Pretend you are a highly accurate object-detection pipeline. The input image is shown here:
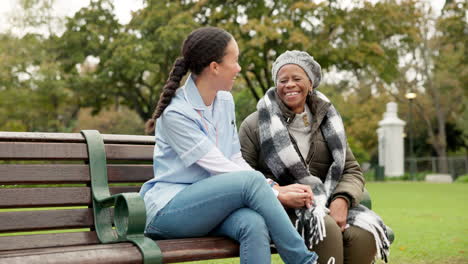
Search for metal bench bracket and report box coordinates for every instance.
[81,130,162,264]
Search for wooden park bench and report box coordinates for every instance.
[0,130,393,264]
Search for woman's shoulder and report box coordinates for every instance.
[163,97,199,121]
[239,111,261,148]
[240,111,260,132]
[244,111,259,124]
[165,98,191,114]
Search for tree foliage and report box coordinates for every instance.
[0,32,79,132]
[384,0,467,171]
[0,0,465,163]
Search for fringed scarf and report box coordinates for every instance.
[257,88,390,262]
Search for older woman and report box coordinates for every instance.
[239,50,390,264]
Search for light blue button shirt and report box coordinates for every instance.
[140,75,241,225]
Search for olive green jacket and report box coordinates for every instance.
[238,91,365,207]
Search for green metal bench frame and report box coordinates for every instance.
[81,130,162,264]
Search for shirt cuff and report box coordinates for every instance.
[266,178,279,197]
[179,137,213,167]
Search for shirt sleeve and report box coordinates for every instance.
[159,110,215,167]
[197,147,254,175]
[230,152,254,171]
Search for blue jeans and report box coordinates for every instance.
[145,171,318,264]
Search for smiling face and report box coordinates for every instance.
[276,64,313,114]
[216,38,241,91]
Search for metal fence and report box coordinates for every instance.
[405,156,468,179]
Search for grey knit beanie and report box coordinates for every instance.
[271,50,322,89]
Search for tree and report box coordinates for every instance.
[194,0,420,100]
[100,0,199,120]
[55,0,121,113]
[49,0,423,135]
[55,0,200,122]
[388,1,467,172]
[0,0,81,133]
[8,0,63,36]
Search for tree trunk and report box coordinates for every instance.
[241,72,260,102]
[434,116,448,173]
[434,143,448,173]
[420,18,449,174]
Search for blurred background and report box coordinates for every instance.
[0,0,466,180]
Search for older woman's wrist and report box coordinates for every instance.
[332,194,351,208]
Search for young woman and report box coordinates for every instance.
[140,27,318,264]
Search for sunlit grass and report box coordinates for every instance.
[367,182,467,264]
[185,182,468,264]
[2,183,466,263]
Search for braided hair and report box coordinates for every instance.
[145,27,233,134]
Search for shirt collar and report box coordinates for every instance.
[182,74,209,111]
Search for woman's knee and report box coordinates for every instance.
[313,215,343,264]
[343,226,376,250]
[240,170,265,182]
[343,226,376,264]
[248,171,270,189]
[229,170,267,189]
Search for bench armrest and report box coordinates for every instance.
[81,130,162,264]
[360,188,372,209]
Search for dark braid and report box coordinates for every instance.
[145,27,233,134]
[145,57,188,134]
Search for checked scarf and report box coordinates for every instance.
[257,88,390,262]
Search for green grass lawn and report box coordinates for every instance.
[2,182,466,263]
[367,182,468,264]
[183,182,468,264]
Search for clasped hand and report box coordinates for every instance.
[275,184,314,209]
[275,184,349,232]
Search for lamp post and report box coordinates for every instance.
[405,92,417,180]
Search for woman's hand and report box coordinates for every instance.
[329,197,349,232]
[275,184,313,209]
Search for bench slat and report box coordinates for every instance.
[0,132,154,145]
[0,187,140,208]
[0,142,153,160]
[0,232,99,251]
[0,236,239,263]
[0,242,142,264]
[158,237,240,263]
[0,209,94,232]
[105,144,154,161]
[0,164,152,184]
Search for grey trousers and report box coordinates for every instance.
[312,214,377,264]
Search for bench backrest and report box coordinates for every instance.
[0,132,155,251]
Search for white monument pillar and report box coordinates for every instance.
[378,102,406,177]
